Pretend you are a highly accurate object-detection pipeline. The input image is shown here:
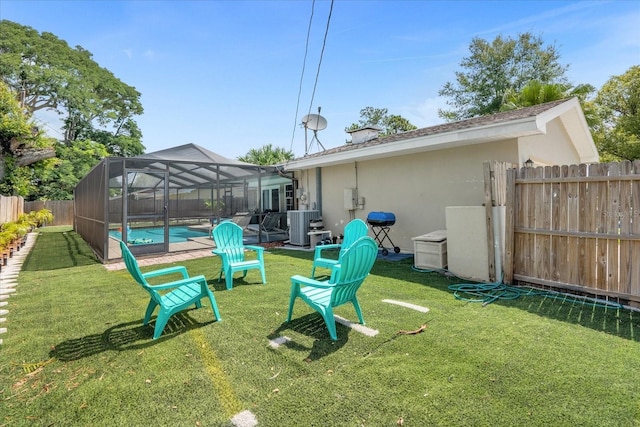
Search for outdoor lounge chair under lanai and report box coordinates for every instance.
[246,212,287,239]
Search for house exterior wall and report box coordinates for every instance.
[518,117,581,166]
[295,140,520,252]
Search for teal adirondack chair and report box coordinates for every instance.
[311,218,369,278]
[119,240,221,339]
[287,236,378,340]
[212,221,266,290]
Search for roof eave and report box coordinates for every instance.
[284,117,543,170]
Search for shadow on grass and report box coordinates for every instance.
[272,249,640,343]
[268,312,348,361]
[23,230,99,271]
[206,276,268,292]
[497,291,640,342]
[49,311,216,362]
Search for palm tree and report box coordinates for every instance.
[238,144,295,165]
[500,80,597,127]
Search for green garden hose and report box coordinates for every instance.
[412,265,623,308]
[447,282,622,308]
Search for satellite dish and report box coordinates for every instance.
[301,114,327,131]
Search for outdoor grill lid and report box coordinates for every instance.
[366,211,396,226]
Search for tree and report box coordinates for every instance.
[500,80,598,127]
[35,140,109,200]
[345,107,417,136]
[0,81,56,195]
[0,20,144,156]
[593,66,640,161]
[438,32,568,121]
[238,144,295,165]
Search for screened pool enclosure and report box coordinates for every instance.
[75,144,295,262]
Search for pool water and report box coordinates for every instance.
[110,226,209,244]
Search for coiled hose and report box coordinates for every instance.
[412,266,623,308]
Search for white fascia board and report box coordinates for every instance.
[559,106,599,163]
[285,117,543,170]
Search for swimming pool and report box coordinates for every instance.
[110,226,209,244]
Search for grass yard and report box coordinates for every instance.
[1,227,639,426]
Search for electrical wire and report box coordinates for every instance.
[288,0,316,154]
[304,0,334,154]
[306,0,333,118]
[305,0,334,154]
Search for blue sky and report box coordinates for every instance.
[3,0,639,159]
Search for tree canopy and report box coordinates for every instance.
[0,20,144,157]
[345,107,417,136]
[0,81,57,196]
[593,66,640,161]
[500,80,598,128]
[0,20,147,200]
[238,144,295,165]
[438,32,568,121]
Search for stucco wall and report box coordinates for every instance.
[294,140,519,252]
[518,117,581,166]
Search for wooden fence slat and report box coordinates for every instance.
[503,168,516,285]
[585,164,608,289]
[606,163,621,293]
[631,161,640,300]
[551,165,562,283]
[567,165,580,286]
[618,161,632,294]
[578,163,596,288]
[483,162,496,282]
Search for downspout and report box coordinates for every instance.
[316,167,322,214]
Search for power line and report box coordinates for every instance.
[306,0,334,153]
[289,0,316,154]
[307,0,333,118]
[289,0,335,156]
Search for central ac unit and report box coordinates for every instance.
[288,210,320,246]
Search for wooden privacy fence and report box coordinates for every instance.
[24,200,74,226]
[0,195,24,224]
[0,197,74,226]
[503,160,640,304]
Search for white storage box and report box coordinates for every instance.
[412,230,447,269]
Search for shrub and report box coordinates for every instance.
[33,209,54,227]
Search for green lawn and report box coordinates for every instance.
[1,227,639,426]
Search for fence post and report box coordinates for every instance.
[503,168,516,285]
[483,162,496,282]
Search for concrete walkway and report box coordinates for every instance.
[0,232,38,345]
[103,243,310,271]
[103,248,214,271]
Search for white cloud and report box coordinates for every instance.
[401,97,447,129]
[123,49,133,59]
